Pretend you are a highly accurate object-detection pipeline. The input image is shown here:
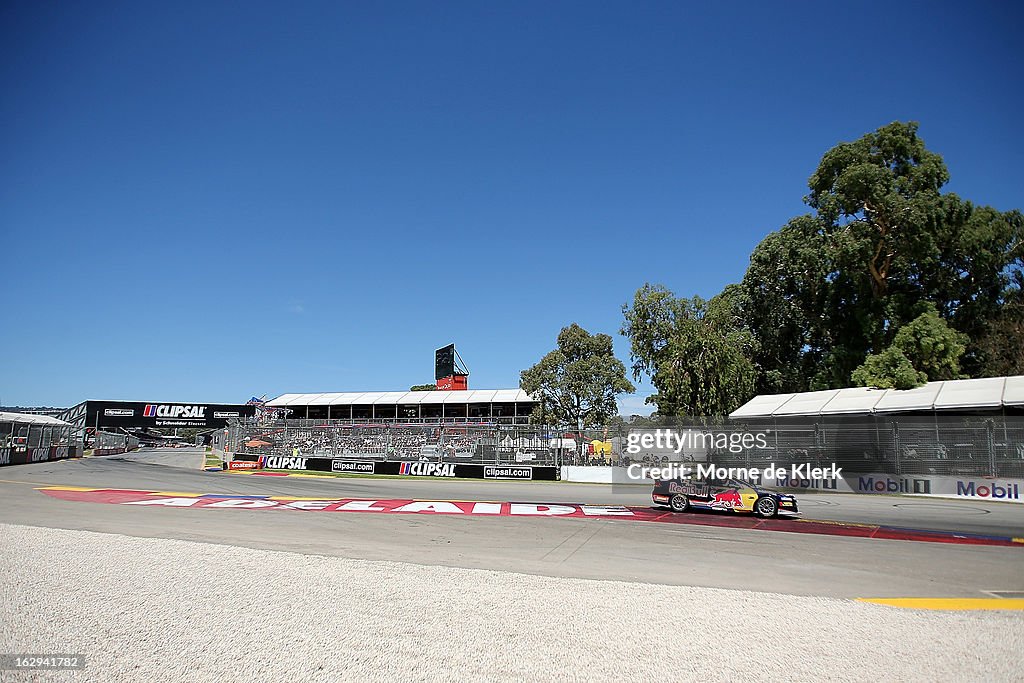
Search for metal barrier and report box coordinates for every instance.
[0,417,81,465]
[90,430,139,455]
[225,415,1024,478]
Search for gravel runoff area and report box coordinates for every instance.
[1,523,1022,682]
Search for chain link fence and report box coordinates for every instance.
[90,430,139,454]
[224,415,1024,477]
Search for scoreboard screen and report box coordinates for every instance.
[435,344,455,381]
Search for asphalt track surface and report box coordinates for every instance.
[2,448,1023,599]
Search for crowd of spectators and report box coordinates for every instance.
[236,426,635,465]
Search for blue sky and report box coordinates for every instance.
[2,1,1021,411]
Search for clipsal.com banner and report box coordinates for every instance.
[257,456,559,480]
[761,471,1024,504]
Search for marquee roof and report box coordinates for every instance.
[729,375,1024,419]
[0,411,71,426]
[267,389,533,407]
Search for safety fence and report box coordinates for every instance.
[0,417,80,466]
[89,430,140,456]
[716,417,1024,479]
[223,415,1024,478]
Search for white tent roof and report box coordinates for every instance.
[771,389,840,416]
[817,387,885,414]
[1004,376,1024,406]
[267,389,533,407]
[0,411,71,426]
[932,377,1005,410]
[871,382,943,413]
[729,375,1024,418]
[728,393,795,418]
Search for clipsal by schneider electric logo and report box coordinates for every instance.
[143,404,207,419]
[399,462,456,477]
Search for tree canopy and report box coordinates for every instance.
[520,323,634,428]
[852,306,968,389]
[621,284,757,417]
[622,121,1022,415]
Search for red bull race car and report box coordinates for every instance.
[652,476,798,518]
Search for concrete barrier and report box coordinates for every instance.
[763,471,1024,504]
[560,466,1024,503]
[560,466,656,485]
[0,446,81,465]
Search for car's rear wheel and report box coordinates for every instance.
[670,494,689,512]
[753,496,778,518]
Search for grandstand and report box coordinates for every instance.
[265,389,536,424]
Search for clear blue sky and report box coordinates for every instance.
[2,1,1021,411]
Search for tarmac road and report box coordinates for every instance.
[17,447,1024,536]
[1,449,1022,598]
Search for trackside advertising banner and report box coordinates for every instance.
[227,460,261,471]
[85,401,256,429]
[0,446,80,467]
[760,471,1024,504]
[256,456,559,481]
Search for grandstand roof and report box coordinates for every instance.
[729,375,1024,419]
[266,389,534,407]
[0,411,71,426]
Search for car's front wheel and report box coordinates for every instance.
[753,496,778,518]
[670,493,689,513]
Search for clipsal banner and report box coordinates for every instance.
[143,404,206,419]
[261,456,307,470]
[398,462,456,477]
[84,401,256,429]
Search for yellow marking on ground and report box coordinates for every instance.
[0,478,56,487]
[149,491,203,498]
[267,496,333,501]
[795,518,875,529]
[37,485,98,492]
[857,598,1024,611]
[1013,538,1024,544]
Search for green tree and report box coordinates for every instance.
[975,299,1024,377]
[621,284,758,416]
[742,215,830,393]
[520,324,634,429]
[742,121,1022,389]
[409,384,436,391]
[851,306,967,389]
[851,347,925,390]
[890,306,968,381]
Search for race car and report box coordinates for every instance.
[652,476,798,518]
